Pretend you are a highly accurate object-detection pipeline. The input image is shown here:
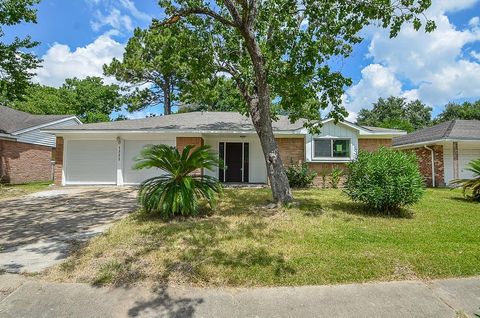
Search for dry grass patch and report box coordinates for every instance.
[0,182,50,200]
[44,188,480,287]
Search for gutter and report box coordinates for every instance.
[41,129,305,135]
[393,138,480,149]
[0,132,16,141]
[424,145,435,187]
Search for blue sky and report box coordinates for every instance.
[5,0,480,120]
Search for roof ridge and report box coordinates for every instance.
[443,120,456,138]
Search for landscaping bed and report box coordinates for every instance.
[45,188,480,287]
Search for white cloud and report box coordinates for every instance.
[429,0,478,15]
[345,1,480,117]
[35,35,124,87]
[469,16,480,27]
[87,0,151,34]
[119,0,151,22]
[344,64,416,114]
[91,8,133,33]
[471,50,480,61]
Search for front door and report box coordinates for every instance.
[225,142,243,182]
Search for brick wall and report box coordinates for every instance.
[405,145,445,187]
[176,137,204,153]
[176,137,204,176]
[54,137,64,186]
[358,139,392,152]
[275,138,305,165]
[307,162,348,187]
[0,139,53,184]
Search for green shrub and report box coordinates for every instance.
[330,167,344,189]
[344,147,425,212]
[286,162,317,188]
[318,168,329,189]
[134,144,222,218]
[450,159,480,201]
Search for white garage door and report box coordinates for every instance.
[459,143,480,179]
[123,140,175,184]
[65,140,117,185]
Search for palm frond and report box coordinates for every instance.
[449,159,480,201]
[134,144,222,217]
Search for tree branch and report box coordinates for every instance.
[155,7,238,28]
[223,0,243,26]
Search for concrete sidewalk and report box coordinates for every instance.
[0,274,479,318]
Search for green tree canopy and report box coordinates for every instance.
[0,0,41,103]
[104,23,211,115]
[178,76,243,113]
[13,77,124,123]
[357,96,432,132]
[434,100,480,123]
[153,0,435,203]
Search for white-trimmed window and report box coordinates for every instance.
[313,138,350,158]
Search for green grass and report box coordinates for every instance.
[0,182,51,200]
[46,188,480,287]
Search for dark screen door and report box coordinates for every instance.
[225,142,243,182]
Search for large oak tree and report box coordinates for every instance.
[155,0,435,203]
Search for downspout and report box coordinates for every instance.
[424,145,435,187]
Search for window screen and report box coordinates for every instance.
[314,139,350,158]
[314,139,332,157]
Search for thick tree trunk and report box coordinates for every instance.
[241,29,293,204]
[163,77,171,115]
[250,99,293,203]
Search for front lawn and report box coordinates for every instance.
[45,188,480,287]
[0,182,51,200]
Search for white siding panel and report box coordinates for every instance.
[459,142,480,179]
[203,135,268,183]
[306,121,359,162]
[443,142,454,184]
[123,140,175,184]
[65,140,117,184]
[17,118,80,147]
[443,141,480,183]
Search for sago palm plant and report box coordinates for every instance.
[133,144,223,217]
[450,159,480,202]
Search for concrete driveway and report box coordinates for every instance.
[0,187,138,273]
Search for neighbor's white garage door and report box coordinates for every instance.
[459,143,480,179]
[65,140,117,185]
[123,140,175,184]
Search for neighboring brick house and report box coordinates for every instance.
[0,106,81,184]
[45,112,405,186]
[393,120,480,187]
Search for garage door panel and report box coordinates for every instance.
[123,140,175,184]
[66,140,117,184]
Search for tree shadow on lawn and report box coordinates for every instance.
[329,201,414,219]
[94,211,295,288]
[149,216,295,283]
[118,213,295,317]
[448,196,479,204]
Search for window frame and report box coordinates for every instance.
[312,137,352,161]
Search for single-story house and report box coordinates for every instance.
[393,120,480,187]
[45,111,405,186]
[0,106,81,184]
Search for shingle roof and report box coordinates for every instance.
[393,120,480,146]
[362,126,406,133]
[50,111,308,132]
[0,106,73,134]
